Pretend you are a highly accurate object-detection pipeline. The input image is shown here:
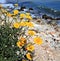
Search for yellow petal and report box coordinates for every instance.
[13,22,20,28]
[28,30,36,36]
[26,22,34,28]
[26,44,35,51]
[26,53,32,60]
[13,10,19,15]
[20,14,26,19]
[34,37,43,45]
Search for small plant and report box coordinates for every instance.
[0,24,23,61]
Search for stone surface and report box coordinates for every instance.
[32,19,60,61]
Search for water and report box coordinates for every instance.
[1,1,60,25]
[43,1,60,11]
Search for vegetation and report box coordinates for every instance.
[0,4,43,61]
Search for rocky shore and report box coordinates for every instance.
[32,19,60,61]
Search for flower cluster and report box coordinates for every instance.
[17,37,34,61]
[20,13,32,20]
[13,22,34,28]
[0,4,43,61]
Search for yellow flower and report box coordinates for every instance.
[26,44,34,52]
[26,22,34,28]
[13,22,20,28]
[17,41,24,48]
[7,13,12,17]
[34,37,43,45]
[17,37,26,48]
[20,22,26,26]
[20,37,26,41]
[20,22,34,27]
[13,10,19,15]
[28,30,36,36]
[28,16,32,20]
[26,15,32,20]
[26,53,32,60]
[20,37,26,44]
[20,14,26,19]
